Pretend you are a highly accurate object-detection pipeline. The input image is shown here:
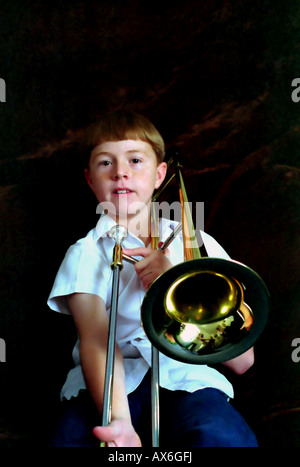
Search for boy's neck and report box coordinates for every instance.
[116,210,154,247]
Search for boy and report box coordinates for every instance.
[48,110,257,447]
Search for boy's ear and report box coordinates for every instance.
[84,168,93,190]
[155,162,167,189]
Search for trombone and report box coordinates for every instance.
[101,154,270,447]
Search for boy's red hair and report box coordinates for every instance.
[88,110,165,164]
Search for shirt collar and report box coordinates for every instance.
[94,214,118,240]
[93,214,178,244]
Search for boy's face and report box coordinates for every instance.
[85,139,167,224]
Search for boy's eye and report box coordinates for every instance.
[98,160,111,166]
[131,158,142,164]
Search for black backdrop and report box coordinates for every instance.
[0,0,299,447]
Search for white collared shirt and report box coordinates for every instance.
[47,216,234,400]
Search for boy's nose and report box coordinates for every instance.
[112,163,129,179]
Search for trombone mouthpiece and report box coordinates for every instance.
[108,225,128,244]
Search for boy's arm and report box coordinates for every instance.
[66,293,141,447]
[221,347,254,374]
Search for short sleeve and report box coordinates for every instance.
[47,237,112,315]
[201,231,231,259]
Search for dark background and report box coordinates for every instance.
[0,0,299,447]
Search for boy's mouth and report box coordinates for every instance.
[113,188,134,194]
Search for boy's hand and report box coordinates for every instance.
[123,246,172,289]
[93,418,142,447]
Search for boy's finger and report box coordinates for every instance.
[93,425,119,442]
[158,242,170,256]
[122,247,153,258]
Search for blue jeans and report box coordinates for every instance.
[49,371,258,447]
